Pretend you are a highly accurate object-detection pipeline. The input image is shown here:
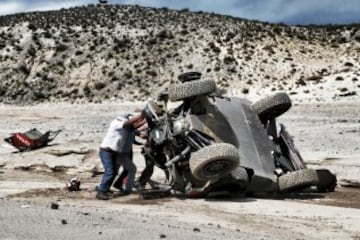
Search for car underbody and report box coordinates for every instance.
[138,72,337,199]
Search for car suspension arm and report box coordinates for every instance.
[165,145,191,167]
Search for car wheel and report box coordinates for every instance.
[168,79,217,102]
[278,169,318,193]
[211,166,249,191]
[316,169,337,192]
[251,92,292,124]
[190,143,240,181]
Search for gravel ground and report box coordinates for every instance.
[0,198,254,240]
[0,101,359,240]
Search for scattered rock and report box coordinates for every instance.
[14,164,52,172]
[90,166,104,177]
[14,166,32,171]
[193,227,201,232]
[338,91,356,97]
[344,62,354,67]
[335,76,344,81]
[50,202,59,210]
[340,179,360,188]
[160,233,166,238]
[51,166,70,172]
[66,177,81,191]
[61,219,67,225]
[46,149,91,157]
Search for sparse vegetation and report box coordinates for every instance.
[306,75,322,82]
[335,76,344,81]
[0,4,358,103]
[56,43,68,52]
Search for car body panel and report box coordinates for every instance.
[189,97,277,192]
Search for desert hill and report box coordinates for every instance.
[0,4,359,104]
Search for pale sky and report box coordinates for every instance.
[0,0,359,25]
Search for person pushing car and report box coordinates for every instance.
[96,111,146,200]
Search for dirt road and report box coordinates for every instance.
[0,101,359,239]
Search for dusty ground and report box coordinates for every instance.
[0,100,360,240]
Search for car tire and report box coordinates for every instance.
[278,169,318,193]
[251,92,292,124]
[211,166,249,191]
[316,169,337,192]
[168,79,217,102]
[190,143,240,181]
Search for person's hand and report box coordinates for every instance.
[138,123,148,132]
[139,132,148,139]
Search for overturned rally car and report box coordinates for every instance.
[139,72,337,199]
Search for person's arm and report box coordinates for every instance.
[137,123,148,132]
[133,117,146,129]
[134,129,147,138]
[122,113,146,129]
[133,128,147,145]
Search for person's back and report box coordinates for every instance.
[96,112,146,200]
[100,118,127,152]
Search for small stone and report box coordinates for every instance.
[160,233,166,238]
[61,219,67,225]
[193,227,200,232]
[50,203,59,210]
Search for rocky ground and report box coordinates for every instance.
[0,99,359,239]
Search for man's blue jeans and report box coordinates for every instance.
[97,148,118,193]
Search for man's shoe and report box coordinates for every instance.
[96,192,112,200]
[113,190,132,197]
[96,186,114,194]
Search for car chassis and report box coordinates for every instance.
[139,72,337,199]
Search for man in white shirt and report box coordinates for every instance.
[96,112,146,200]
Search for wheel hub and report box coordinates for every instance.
[204,160,231,175]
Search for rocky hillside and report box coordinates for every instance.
[0,4,359,104]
